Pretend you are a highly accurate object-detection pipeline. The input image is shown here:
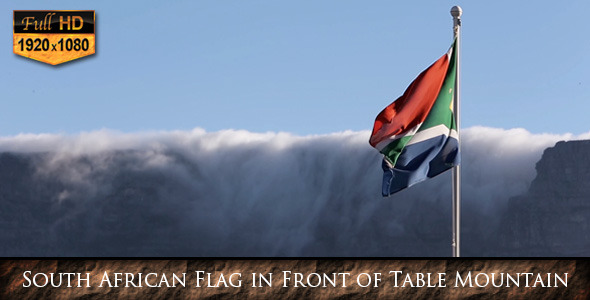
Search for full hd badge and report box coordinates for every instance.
[13,10,95,65]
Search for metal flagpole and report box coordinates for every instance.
[450,6,462,257]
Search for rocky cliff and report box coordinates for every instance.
[498,140,590,256]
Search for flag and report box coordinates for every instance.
[369,41,459,196]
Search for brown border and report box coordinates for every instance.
[0,259,588,299]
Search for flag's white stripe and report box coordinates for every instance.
[406,124,457,146]
[375,122,422,151]
[449,128,458,140]
[446,45,453,60]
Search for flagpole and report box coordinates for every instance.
[451,5,462,258]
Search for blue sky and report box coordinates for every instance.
[2,1,589,136]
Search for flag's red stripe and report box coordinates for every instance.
[369,53,450,148]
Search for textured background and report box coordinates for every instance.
[1,259,588,299]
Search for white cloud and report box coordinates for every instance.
[0,126,587,256]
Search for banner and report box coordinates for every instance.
[1,259,588,299]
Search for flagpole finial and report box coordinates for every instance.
[450,6,462,19]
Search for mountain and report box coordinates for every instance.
[497,140,590,256]
[0,130,587,257]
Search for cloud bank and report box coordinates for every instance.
[0,127,588,257]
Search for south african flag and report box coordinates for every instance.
[370,40,459,196]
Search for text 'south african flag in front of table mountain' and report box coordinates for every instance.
[369,41,459,196]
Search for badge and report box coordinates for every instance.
[13,10,95,65]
